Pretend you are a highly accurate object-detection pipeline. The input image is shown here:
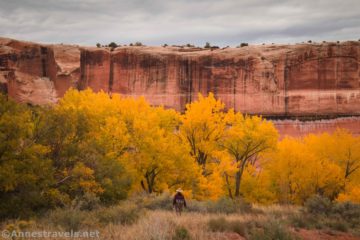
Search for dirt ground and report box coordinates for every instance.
[294,229,360,240]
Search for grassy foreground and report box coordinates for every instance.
[1,195,360,240]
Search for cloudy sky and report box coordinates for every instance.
[0,0,359,46]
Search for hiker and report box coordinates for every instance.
[173,188,187,216]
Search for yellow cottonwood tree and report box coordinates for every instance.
[239,165,276,204]
[179,93,228,199]
[180,93,226,176]
[337,185,360,203]
[0,95,53,218]
[122,102,198,194]
[263,137,343,204]
[38,89,134,203]
[304,130,360,202]
[220,110,278,198]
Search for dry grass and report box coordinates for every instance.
[1,203,359,240]
[0,210,269,240]
[101,210,262,240]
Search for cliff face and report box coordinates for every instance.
[0,38,79,104]
[78,42,360,116]
[1,37,360,136]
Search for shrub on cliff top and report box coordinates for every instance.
[108,42,118,49]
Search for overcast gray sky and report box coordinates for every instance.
[0,0,359,46]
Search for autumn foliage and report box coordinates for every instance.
[0,89,359,219]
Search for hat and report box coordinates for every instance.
[176,188,183,193]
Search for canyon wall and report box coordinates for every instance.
[1,37,360,136]
[78,41,360,117]
[0,38,79,104]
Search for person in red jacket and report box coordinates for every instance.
[173,188,187,216]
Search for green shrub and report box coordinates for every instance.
[48,208,91,231]
[332,201,360,227]
[327,220,348,232]
[290,214,307,229]
[108,42,118,48]
[72,192,100,211]
[290,213,314,229]
[208,217,227,232]
[228,220,246,236]
[95,203,141,225]
[208,217,247,236]
[173,226,191,240]
[304,196,360,231]
[141,193,173,210]
[291,200,360,232]
[207,197,237,214]
[207,197,252,214]
[204,42,211,48]
[185,197,252,214]
[240,43,248,47]
[186,200,207,213]
[208,217,294,240]
[305,195,332,215]
[247,219,297,240]
[290,212,325,230]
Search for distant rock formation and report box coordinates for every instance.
[0,38,80,104]
[1,37,359,136]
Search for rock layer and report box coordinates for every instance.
[77,42,360,117]
[1,37,360,136]
[273,117,360,138]
[0,38,79,104]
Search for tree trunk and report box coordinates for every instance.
[146,172,154,194]
[224,173,233,199]
[235,170,241,197]
[140,180,147,192]
[234,159,246,197]
[142,167,159,194]
[147,177,153,194]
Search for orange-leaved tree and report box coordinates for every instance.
[263,137,343,204]
[219,110,278,198]
[179,93,228,199]
[304,130,360,202]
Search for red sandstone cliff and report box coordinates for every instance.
[0,38,79,104]
[79,41,360,116]
[1,37,359,136]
